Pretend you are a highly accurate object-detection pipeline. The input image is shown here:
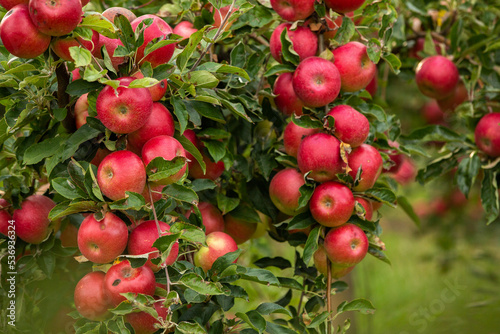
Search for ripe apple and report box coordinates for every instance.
[77,212,128,264]
[97,150,147,201]
[415,55,459,99]
[408,37,443,60]
[141,183,165,204]
[131,15,175,68]
[270,23,318,63]
[313,245,355,279]
[0,4,51,58]
[94,35,126,69]
[269,168,306,216]
[96,77,153,134]
[297,133,345,182]
[74,271,112,321]
[90,147,111,167]
[273,72,304,116]
[127,220,179,271]
[60,222,78,248]
[13,194,56,244]
[224,213,258,244]
[309,181,355,227]
[421,100,446,125]
[326,105,369,148]
[390,157,417,185]
[102,6,137,22]
[0,0,27,10]
[324,0,365,13]
[189,152,226,180]
[213,5,238,30]
[127,103,175,154]
[125,300,168,334]
[347,144,383,191]
[131,71,168,102]
[28,0,82,36]
[0,199,12,236]
[173,21,197,39]
[292,57,341,108]
[194,231,238,271]
[141,135,187,185]
[323,223,368,267]
[189,202,225,235]
[475,112,500,157]
[436,81,468,112]
[51,30,100,61]
[74,93,89,129]
[283,121,320,157]
[354,196,373,221]
[332,42,376,92]
[104,260,157,306]
[270,0,315,22]
[365,69,378,97]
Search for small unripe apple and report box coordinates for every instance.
[273,72,304,116]
[28,0,82,36]
[332,42,376,92]
[194,231,238,271]
[270,0,315,22]
[323,223,368,267]
[326,105,369,148]
[348,144,383,192]
[474,112,500,157]
[309,181,355,227]
[74,271,112,321]
[269,168,306,216]
[415,55,459,99]
[270,23,318,63]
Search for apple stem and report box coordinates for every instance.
[326,257,332,334]
[189,0,237,72]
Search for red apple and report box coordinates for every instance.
[127,103,175,154]
[436,81,468,112]
[127,220,179,271]
[324,0,365,14]
[323,223,368,267]
[313,245,355,279]
[192,202,225,235]
[94,35,126,69]
[213,5,238,30]
[103,260,157,306]
[194,231,238,271]
[13,195,56,244]
[408,37,443,60]
[269,168,306,216]
[224,214,258,244]
[74,93,89,129]
[142,135,187,185]
[97,150,147,201]
[71,68,82,81]
[309,181,355,227]
[415,55,459,99]
[28,0,82,36]
[283,121,320,157]
[390,156,417,185]
[0,0,27,10]
[0,199,12,236]
[347,144,383,192]
[326,105,369,148]
[365,69,378,97]
[292,57,341,108]
[332,42,376,92]
[421,100,446,125]
[96,77,153,134]
[297,133,345,182]
[270,23,318,63]
[102,6,137,23]
[141,183,165,204]
[74,271,112,321]
[131,71,168,102]
[270,0,315,22]
[173,21,197,39]
[51,30,100,62]
[125,300,168,334]
[354,196,373,221]
[273,72,304,116]
[475,112,500,157]
[90,147,111,167]
[0,4,51,58]
[60,222,78,248]
[189,152,225,180]
[131,15,175,68]
[77,212,128,264]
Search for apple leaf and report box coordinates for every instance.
[171,96,189,134]
[334,17,355,45]
[236,310,267,333]
[291,114,323,129]
[237,266,280,286]
[209,249,243,279]
[397,196,421,227]
[164,183,199,204]
[216,193,240,215]
[254,257,291,270]
[279,28,300,66]
[170,221,206,245]
[51,177,87,200]
[368,245,391,265]
[178,28,206,73]
[179,273,229,295]
[109,192,146,211]
[69,47,92,67]
[307,311,330,328]
[256,302,292,317]
[177,321,208,334]
[481,170,499,225]
[80,13,117,38]
[297,184,314,210]
[456,154,481,198]
[287,211,316,230]
[146,156,187,183]
[337,298,376,315]
[185,70,219,88]
[264,63,295,77]
[302,226,320,266]
[362,186,397,208]
[48,200,100,221]
[382,53,401,74]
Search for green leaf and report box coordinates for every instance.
[404,125,464,142]
[382,53,401,74]
[23,136,66,165]
[238,267,280,286]
[279,27,300,65]
[221,99,252,122]
[368,246,391,265]
[209,249,243,278]
[334,17,355,45]
[216,193,240,214]
[481,170,499,225]
[146,156,187,183]
[176,322,208,334]
[51,177,87,200]
[265,322,297,334]
[287,211,316,230]
[202,140,226,162]
[184,100,225,123]
[297,184,314,210]
[397,196,420,227]
[171,96,189,134]
[179,273,228,295]
[69,47,92,67]
[363,187,397,208]
[170,221,206,244]
[164,183,199,204]
[186,70,219,88]
[456,154,481,198]
[307,311,329,328]
[302,226,320,266]
[337,298,375,314]
[178,28,206,73]
[197,62,250,81]
[254,257,291,270]
[227,205,261,223]
[109,192,146,211]
[264,64,295,77]
[236,310,266,333]
[230,42,246,68]
[66,79,102,96]
[80,13,116,37]
[37,252,56,278]
[291,114,323,129]
[48,200,100,220]
[256,303,292,317]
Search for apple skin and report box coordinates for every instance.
[323,223,369,267]
[365,69,378,97]
[326,105,369,148]
[125,300,168,334]
[213,5,238,30]
[96,77,153,134]
[0,199,12,236]
[141,183,165,204]
[71,68,81,81]
[190,202,225,235]
[13,195,56,244]
[421,100,446,125]
[436,81,468,112]
[474,113,500,157]
[28,0,82,36]
[131,71,168,102]
[77,212,128,264]
[128,220,179,271]
[102,7,137,23]
[224,214,258,244]
[270,23,318,63]
[103,260,157,306]
[141,135,187,185]
[270,0,315,22]
[90,147,111,167]
[292,57,341,108]
[0,0,27,10]
[283,121,320,157]
[173,21,198,39]
[97,150,147,201]
[348,144,383,192]
[415,55,459,99]
[189,153,225,180]
[324,0,365,13]
[194,231,238,271]
[309,181,355,227]
[313,245,355,279]
[297,133,345,182]
[127,103,175,154]
[408,38,443,60]
[74,271,112,321]
[94,35,126,70]
[131,15,175,68]
[273,72,304,116]
[74,93,89,129]
[354,196,373,221]
[0,4,51,58]
[332,42,376,92]
[390,157,417,185]
[51,30,100,62]
[371,200,382,212]
[269,168,306,216]
[60,222,78,248]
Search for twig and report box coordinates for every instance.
[381,62,390,102]
[249,33,270,47]
[131,0,156,10]
[327,258,332,334]
[52,52,75,133]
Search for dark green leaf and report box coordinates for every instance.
[236,310,266,333]
[337,298,375,314]
[164,183,199,204]
[397,196,420,227]
[254,257,291,270]
[481,170,499,225]
[456,154,481,198]
[302,226,320,266]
